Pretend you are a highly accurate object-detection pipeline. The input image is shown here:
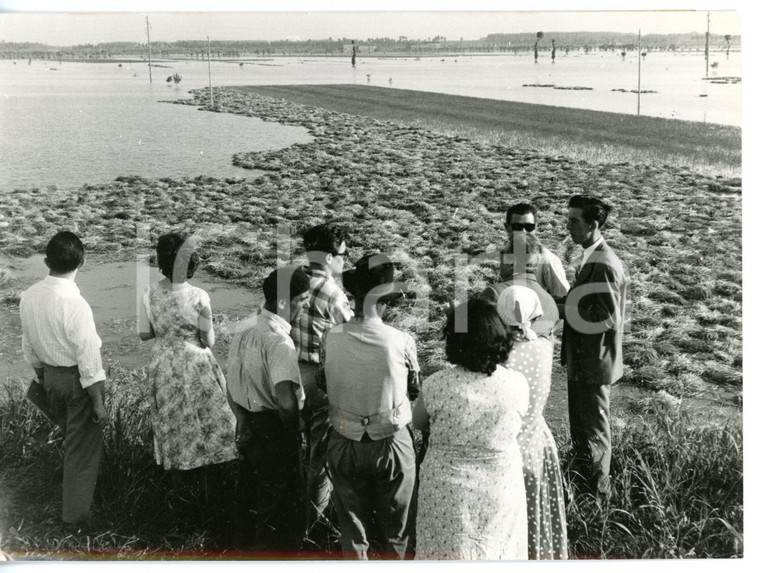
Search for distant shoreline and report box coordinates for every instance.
[8,49,744,65]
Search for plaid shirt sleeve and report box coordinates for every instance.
[316,338,327,394]
[328,289,353,324]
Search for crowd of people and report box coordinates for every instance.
[19,195,627,560]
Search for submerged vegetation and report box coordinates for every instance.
[0,86,742,558]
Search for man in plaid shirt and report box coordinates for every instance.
[292,223,353,527]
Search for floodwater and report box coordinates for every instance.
[0,51,741,192]
[0,61,313,192]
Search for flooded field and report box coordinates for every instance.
[0,51,741,192]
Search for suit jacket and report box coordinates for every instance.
[561,239,626,385]
[481,273,560,339]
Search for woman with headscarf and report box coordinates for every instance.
[497,285,568,560]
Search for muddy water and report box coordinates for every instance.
[0,254,263,383]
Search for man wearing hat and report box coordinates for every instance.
[318,253,420,559]
[226,266,311,554]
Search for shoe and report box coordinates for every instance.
[61,515,100,535]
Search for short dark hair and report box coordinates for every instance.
[46,231,84,273]
[262,266,311,304]
[506,203,537,224]
[568,195,611,228]
[303,223,348,256]
[444,298,514,376]
[503,232,544,275]
[157,233,199,282]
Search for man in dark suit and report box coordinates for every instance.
[559,196,626,497]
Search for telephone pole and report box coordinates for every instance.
[207,36,213,106]
[146,16,152,84]
[705,11,710,78]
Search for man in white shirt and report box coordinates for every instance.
[19,231,107,526]
[226,266,311,554]
[501,202,570,300]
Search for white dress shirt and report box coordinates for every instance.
[20,275,106,388]
[579,237,605,271]
[536,248,571,298]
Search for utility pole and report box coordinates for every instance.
[146,16,152,84]
[705,11,710,78]
[207,36,213,106]
[637,29,642,116]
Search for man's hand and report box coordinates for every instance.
[91,402,107,425]
[86,381,107,425]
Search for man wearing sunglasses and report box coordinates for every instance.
[502,203,570,300]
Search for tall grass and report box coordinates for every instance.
[558,406,742,559]
[0,367,743,559]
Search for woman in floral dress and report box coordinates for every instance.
[412,298,529,560]
[138,233,237,473]
[497,285,568,560]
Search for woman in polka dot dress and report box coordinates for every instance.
[497,285,568,560]
[412,298,530,560]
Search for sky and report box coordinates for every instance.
[0,1,744,45]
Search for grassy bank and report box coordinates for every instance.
[0,366,742,559]
[0,85,742,558]
[238,85,741,177]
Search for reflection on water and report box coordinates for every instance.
[0,61,313,192]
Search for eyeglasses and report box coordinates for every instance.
[332,248,349,259]
[507,222,536,232]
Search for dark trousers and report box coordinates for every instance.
[235,409,305,555]
[298,362,332,523]
[42,365,103,524]
[326,428,416,560]
[567,376,611,496]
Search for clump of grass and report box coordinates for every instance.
[559,408,742,558]
[702,364,742,387]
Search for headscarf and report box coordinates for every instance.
[496,285,544,341]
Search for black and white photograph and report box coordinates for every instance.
[0,0,747,564]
